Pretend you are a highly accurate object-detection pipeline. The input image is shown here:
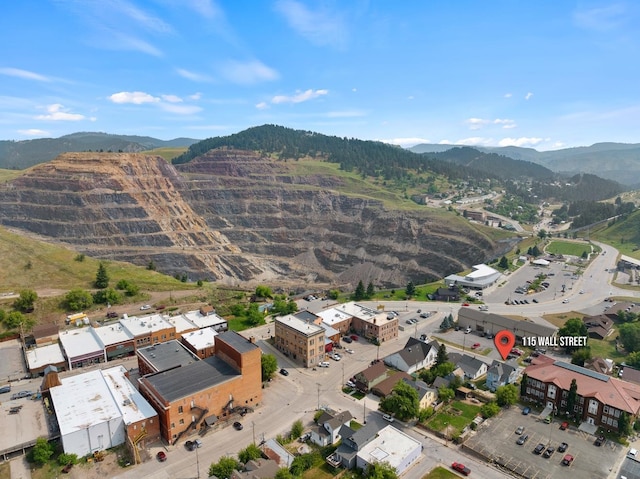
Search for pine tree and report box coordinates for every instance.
[366,282,375,299]
[405,281,416,297]
[436,343,448,366]
[94,262,109,288]
[354,280,365,301]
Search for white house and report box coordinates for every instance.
[356,425,422,476]
[310,410,353,447]
[486,360,519,392]
[384,338,439,374]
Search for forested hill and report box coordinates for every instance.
[0,132,199,169]
[429,147,554,180]
[172,124,547,182]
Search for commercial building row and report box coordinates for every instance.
[26,307,227,375]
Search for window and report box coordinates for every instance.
[588,399,598,415]
[178,406,183,414]
[179,419,184,425]
[547,385,556,399]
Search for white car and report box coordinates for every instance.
[140,304,151,310]
[345,380,355,388]
[562,299,569,304]
[318,361,330,368]
[382,414,394,422]
[345,348,355,354]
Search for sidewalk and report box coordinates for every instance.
[10,456,31,479]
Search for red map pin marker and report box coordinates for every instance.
[494,330,516,360]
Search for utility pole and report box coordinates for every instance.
[252,421,256,445]
[195,445,200,479]
[363,397,367,424]
[316,383,321,410]
[342,363,345,387]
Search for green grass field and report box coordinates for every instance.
[427,400,481,435]
[0,168,24,183]
[546,240,592,257]
[591,210,640,259]
[143,147,188,161]
[423,467,458,479]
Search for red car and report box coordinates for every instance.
[510,348,523,356]
[156,451,167,462]
[451,462,471,475]
[462,303,470,306]
[560,421,569,430]
[471,343,481,349]
[350,335,358,341]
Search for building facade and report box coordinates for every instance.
[274,315,325,367]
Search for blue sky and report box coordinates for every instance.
[1,1,639,150]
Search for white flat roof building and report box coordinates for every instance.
[50,367,156,457]
[316,308,352,327]
[119,314,174,337]
[91,323,134,348]
[166,314,199,335]
[356,425,422,476]
[26,343,66,372]
[336,302,386,325]
[58,328,105,370]
[445,263,502,289]
[182,310,228,330]
[181,327,218,351]
[276,314,324,336]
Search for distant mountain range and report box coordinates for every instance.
[409,142,640,186]
[0,132,200,169]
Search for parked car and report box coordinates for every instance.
[279,368,289,376]
[420,313,429,318]
[382,414,394,422]
[451,462,471,476]
[543,446,555,458]
[516,434,529,445]
[544,415,553,424]
[233,421,243,430]
[106,311,118,319]
[462,303,470,306]
[534,443,546,455]
[345,348,354,354]
[156,451,167,462]
[464,327,472,334]
[595,435,605,446]
[562,454,574,466]
[140,304,151,310]
[471,343,481,349]
[10,391,32,400]
[185,440,201,451]
[342,336,353,343]
[318,362,330,368]
[562,298,569,304]
[0,385,11,394]
[558,442,568,453]
[515,426,525,435]
[345,380,355,388]
[350,335,358,341]
[560,421,569,430]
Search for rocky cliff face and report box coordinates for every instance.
[0,150,512,288]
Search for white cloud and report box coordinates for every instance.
[0,68,51,82]
[159,103,202,115]
[176,68,212,82]
[189,92,202,100]
[161,94,182,103]
[18,129,50,136]
[498,137,544,147]
[465,118,516,130]
[380,137,430,147]
[272,89,328,104]
[274,0,347,48]
[109,0,173,33]
[573,4,626,31]
[525,92,533,100]
[35,104,85,121]
[456,137,494,146]
[109,91,160,104]
[222,60,279,85]
[111,32,163,56]
[255,101,269,110]
[504,93,512,98]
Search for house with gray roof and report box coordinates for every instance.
[449,353,488,380]
[383,337,439,374]
[486,360,519,391]
[310,410,354,447]
[327,420,380,469]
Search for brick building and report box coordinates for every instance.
[523,356,640,432]
[334,303,398,343]
[138,331,261,444]
[274,314,325,367]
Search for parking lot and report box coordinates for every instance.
[465,406,622,478]
[619,456,640,479]
[0,339,28,383]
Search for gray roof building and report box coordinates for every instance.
[457,308,557,338]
